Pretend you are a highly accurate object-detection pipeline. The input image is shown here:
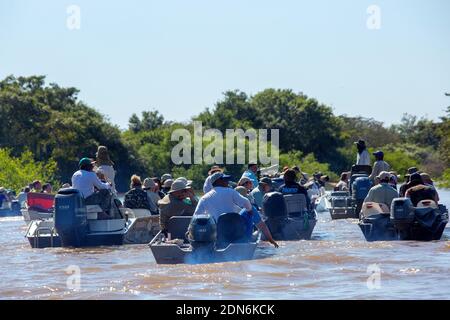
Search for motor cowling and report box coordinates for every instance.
[262,192,287,219]
[390,197,415,227]
[54,188,88,247]
[188,215,216,249]
[352,177,372,201]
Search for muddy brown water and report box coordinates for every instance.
[0,190,449,300]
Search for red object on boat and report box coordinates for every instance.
[27,193,55,212]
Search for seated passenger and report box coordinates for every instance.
[0,187,11,208]
[31,180,42,193]
[161,179,173,195]
[279,169,311,210]
[143,178,161,215]
[17,187,30,208]
[250,177,273,209]
[72,157,112,213]
[124,175,152,210]
[405,173,439,206]
[41,183,52,194]
[158,180,198,233]
[363,171,399,208]
[334,172,349,191]
[399,167,419,197]
[237,177,256,204]
[194,172,278,248]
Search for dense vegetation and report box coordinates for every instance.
[0,75,448,192]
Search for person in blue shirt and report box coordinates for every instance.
[279,169,311,210]
[241,163,259,190]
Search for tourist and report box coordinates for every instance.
[143,178,161,215]
[158,179,198,233]
[41,183,52,194]
[369,150,390,182]
[405,174,439,206]
[363,171,398,208]
[241,163,259,189]
[250,177,273,209]
[124,175,152,210]
[94,146,116,193]
[279,169,311,210]
[355,139,371,166]
[334,172,349,191]
[203,165,223,193]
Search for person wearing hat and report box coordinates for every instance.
[203,165,223,193]
[369,150,391,183]
[363,171,398,208]
[250,177,273,209]
[143,178,161,214]
[161,179,174,195]
[124,175,152,211]
[240,163,259,190]
[405,173,439,206]
[399,167,420,197]
[355,139,371,166]
[158,179,198,233]
[160,174,173,185]
[72,157,112,213]
[93,146,116,194]
[194,172,279,248]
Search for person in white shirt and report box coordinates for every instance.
[203,165,223,193]
[195,172,278,248]
[93,146,117,194]
[72,158,112,213]
[355,139,371,166]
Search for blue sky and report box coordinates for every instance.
[1,0,449,129]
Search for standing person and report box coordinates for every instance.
[203,165,223,193]
[355,139,371,166]
[143,178,161,215]
[241,163,259,190]
[124,175,152,210]
[94,146,116,194]
[251,177,273,209]
[369,150,391,183]
[72,158,112,214]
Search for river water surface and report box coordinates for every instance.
[1,190,449,300]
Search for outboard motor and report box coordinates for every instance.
[262,192,287,219]
[390,198,415,230]
[352,176,372,214]
[54,188,88,247]
[187,214,216,250]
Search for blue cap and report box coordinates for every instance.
[210,172,232,185]
[373,150,384,157]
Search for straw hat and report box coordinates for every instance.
[143,178,156,190]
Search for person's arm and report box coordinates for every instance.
[91,172,111,190]
[255,221,279,248]
[369,162,378,181]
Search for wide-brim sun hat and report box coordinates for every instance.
[175,177,193,187]
[162,179,174,188]
[238,177,252,186]
[161,174,173,183]
[259,177,272,186]
[210,172,232,185]
[168,180,190,194]
[377,171,391,180]
[143,178,156,189]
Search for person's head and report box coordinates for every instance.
[248,163,258,174]
[282,166,289,173]
[340,172,348,182]
[24,187,31,193]
[0,187,5,194]
[143,177,157,192]
[283,169,297,184]
[95,145,114,166]
[152,178,161,191]
[292,166,301,173]
[259,177,273,193]
[42,183,52,193]
[79,158,94,172]
[235,186,248,197]
[373,150,384,161]
[354,139,366,153]
[389,174,397,185]
[162,179,174,190]
[408,172,423,186]
[210,172,232,188]
[320,175,330,183]
[238,177,253,190]
[377,171,391,184]
[168,180,190,200]
[420,173,433,185]
[32,180,42,190]
[160,173,173,185]
[130,175,142,189]
[208,165,223,176]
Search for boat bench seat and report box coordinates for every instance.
[26,192,54,213]
[86,205,103,220]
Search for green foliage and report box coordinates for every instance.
[437,168,450,188]
[279,151,338,181]
[0,149,58,193]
